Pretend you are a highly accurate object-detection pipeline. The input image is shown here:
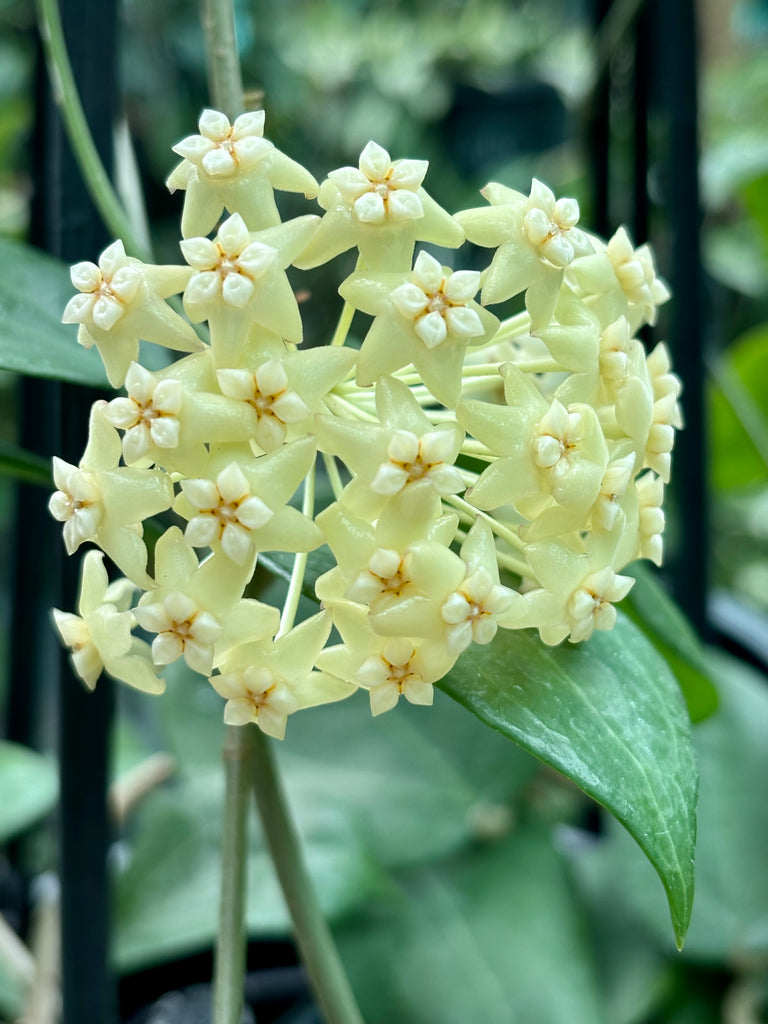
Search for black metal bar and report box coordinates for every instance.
[632,0,650,247]
[589,0,614,236]
[651,0,708,636]
[31,0,120,1020]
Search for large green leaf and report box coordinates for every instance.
[0,237,108,386]
[335,822,607,1024]
[571,649,768,961]
[0,741,59,843]
[440,612,698,947]
[622,562,719,722]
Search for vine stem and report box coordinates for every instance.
[201,0,244,119]
[35,0,150,260]
[213,725,255,1024]
[197,7,363,1024]
[251,730,365,1024]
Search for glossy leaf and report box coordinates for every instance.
[0,237,108,386]
[440,611,698,947]
[573,650,768,961]
[0,742,59,843]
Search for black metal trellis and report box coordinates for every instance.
[26,0,120,1020]
[589,0,708,638]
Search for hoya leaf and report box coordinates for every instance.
[440,611,698,947]
[0,441,53,488]
[0,237,108,386]
[0,742,59,844]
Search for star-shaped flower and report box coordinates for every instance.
[317,602,454,716]
[216,344,355,452]
[173,437,323,564]
[167,108,320,238]
[315,487,458,609]
[295,141,464,272]
[339,250,499,407]
[567,226,670,332]
[210,612,354,738]
[52,550,164,694]
[181,213,318,365]
[517,534,635,645]
[48,403,173,585]
[316,376,465,521]
[133,526,278,675]
[458,364,608,526]
[62,240,203,387]
[456,179,592,329]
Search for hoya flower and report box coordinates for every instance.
[173,438,324,564]
[518,535,635,644]
[134,526,275,675]
[134,590,224,675]
[181,213,317,364]
[370,521,524,656]
[458,364,608,525]
[315,487,458,609]
[339,250,499,407]
[52,550,164,694]
[104,362,182,463]
[567,226,671,332]
[456,179,592,328]
[48,403,173,586]
[295,141,464,272]
[636,473,665,565]
[647,342,683,419]
[644,394,679,483]
[534,290,601,374]
[210,612,355,739]
[317,602,455,716]
[316,376,465,521]
[167,108,320,237]
[62,240,202,387]
[216,345,356,452]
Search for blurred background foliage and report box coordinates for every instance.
[1,0,768,1022]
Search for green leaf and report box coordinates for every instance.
[335,822,608,1024]
[573,650,768,961]
[439,612,698,947]
[0,741,59,843]
[0,237,108,386]
[0,441,53,487]
[622,562,719,723]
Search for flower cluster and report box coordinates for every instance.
[51,109,680,736]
